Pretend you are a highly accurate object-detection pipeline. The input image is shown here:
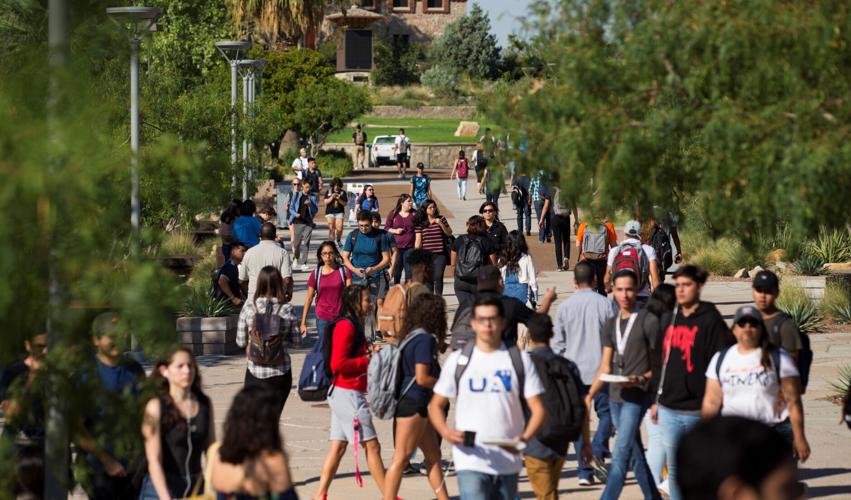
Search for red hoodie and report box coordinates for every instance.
[329,319,369,392]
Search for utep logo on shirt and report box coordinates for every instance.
[467,369,513,393]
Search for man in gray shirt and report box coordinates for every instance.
[552,261,618,486]
[240,222,293,303]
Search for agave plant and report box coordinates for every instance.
[793,254,825,276]
[806,227,851,264]
[776,280,824,334]
[829,365,851,400]
[181,283,233,318]
[822,285,851,324]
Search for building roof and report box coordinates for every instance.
[326,6,385,26]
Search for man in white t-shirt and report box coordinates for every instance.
[291,148,309,180]
[429,295,546,500]
[392,128,411,179]
[604,220,660,304]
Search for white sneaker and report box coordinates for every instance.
[291,258,299,268]
[578,478,594,486]
[300,264,310,272]
[657,479,670,496]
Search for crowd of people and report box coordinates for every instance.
[2,136,847,500]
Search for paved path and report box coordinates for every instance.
[198,172,851,499]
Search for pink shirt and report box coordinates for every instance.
[307,267,352,320]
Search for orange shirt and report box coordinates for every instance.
[576,221,618,247]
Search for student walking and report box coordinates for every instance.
[383,294,451,500]
[450,150,471,200]
[315,285,387,498]
[291,147,309,180]
[472,143,487,192]
[413,200,453,296]
[239,223,293,303]
[352,125,368,169]
[140,348,214,500]
[303,157,323,194]
[529,171,552,243]
[451,215,498,312]
[355,185,380,215]
[393,128,412,179]
[587,271,663,500]
[300,242,352,339]
[604,220,661,305]
[511,175,532,236]
[480,163,506,210]
[324,178,347,246]
[288,180,319,272]
[385,195,416,285]
[480,201,509,254]
[342,211,392,338]
[498,230,538,308]
[550,187,577,271]
[213,241,247,307]
[752,270,805,364]
[233,199,262,249]
[576,214,618,295]
[409,162,433,209]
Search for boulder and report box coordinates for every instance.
[454,121,480,137]
[734,268,749,279]
[825,262,851,273]
[750,265,765,277]
[765,249,788,263]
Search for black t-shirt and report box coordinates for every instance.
[303,169,322,193]
[486,221,508,253]
[325,189,348,215]
[297,194,315,226]
[0,361,45,440]
[602,311,659,403]
[213,261,243,301]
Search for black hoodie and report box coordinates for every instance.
[654,301,735,412]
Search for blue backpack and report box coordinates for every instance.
[297,326,334,402]
[503,270,530,305]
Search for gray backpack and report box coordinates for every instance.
[582,223,609,258]
[366,329,427,420]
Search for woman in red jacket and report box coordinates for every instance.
[314,285,386,499]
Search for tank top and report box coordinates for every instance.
[160,393,211,480]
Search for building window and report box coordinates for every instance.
[425,0,446,10]
[391,0,413,13]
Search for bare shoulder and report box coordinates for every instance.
[144,397,161,418]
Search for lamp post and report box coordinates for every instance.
[214,40,251,195]
[236,59,261,199]
[106,6,161,237]
[247,59,265,188]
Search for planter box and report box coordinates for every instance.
[797,274,851,303]
[177,315,240,355]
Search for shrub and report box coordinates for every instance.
[316,149,353,179]
[793,254,826,276]
[822,283,851,324]
[683,234,754,276]
[159,231,203,258]
[189,253,218,286]
[180,281,232,318]
[776,279,824,334]
[421,65,461,98]
[372,37,421,86]
[829,365,851,400]
[805,227,851,264]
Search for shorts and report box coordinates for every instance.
[397,153,410,165]
[325,212,344,220]
[395,395,428,418]
[327,386,377,442]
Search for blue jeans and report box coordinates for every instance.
[515,200,531,234]
[658,406,701,500]
[573,386,613,480]
[456,470,518,500]
[392,246,412,285]
[602,400,661,500]
[644,412,665,485]
[315,316,330,338]
[486,192,500,211]
[534,200,551,242]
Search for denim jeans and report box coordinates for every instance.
[658,406,702,500]
[456,177,468,198]
[515,201,531,234]
[392,246,412,284]
[456,470,518,500]
[602,400,661,500]
[533,200,552,242]
[486,192,500,211]
[644,412,666,485]
[573,385,613,480]
[315,316,330,339]
[427,252,447,296]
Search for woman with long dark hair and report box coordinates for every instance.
[385,194,415,285]
[355,185,379,216]
[140,348,214,499]
[236,266,297,420]
[324,177,348,246]
[702,306,809,462]
[498,229,539,308]
[219,199,242,262]
[383,293,450,500]
[315,285,386,499]
[209,386,297,499]
[413,200,452,296]
[479,201,508,253]
[300,241,352,339]
[450,215,497,311]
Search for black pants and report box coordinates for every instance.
[427,252,447,296]
[552,214,571,269]
[515,200,532,234]
[454,279,478,311]
[244,368,293,419]
[393,247,413,285]
[587,258,608,296]
[88,470,139,500]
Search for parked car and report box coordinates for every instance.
[369,135,400,168]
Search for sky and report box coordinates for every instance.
[469,0,537,48]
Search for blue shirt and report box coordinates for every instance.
[344,228,391,277]
[86,357,145,470]
[359,197,379,212]
[411,174,431,205]
[400,331,438,405]
[232,215,262,248]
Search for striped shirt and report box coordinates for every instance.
[416,216,449,254]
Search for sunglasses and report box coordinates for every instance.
[736,318,761,328]
[482,209,495,213]
[292,182,300,186]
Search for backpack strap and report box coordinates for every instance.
[507,345,529,420]
[453,340,477,391]
[770,348,782,382]
[769,314,788,346]
[714,346,731,384]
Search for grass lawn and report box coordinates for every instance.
[325,117,495,144]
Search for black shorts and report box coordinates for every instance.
[397,153,410,166]
[395,395,428,418]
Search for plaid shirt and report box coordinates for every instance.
[529,173,545,202]
[236,297,295,379]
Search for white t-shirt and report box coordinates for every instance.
[706,346,799,424]
[433,346,544,475]
[394,135,410,155]
[291,157,308,180]
[607,238,657,297]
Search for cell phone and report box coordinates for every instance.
[463,430,476,448]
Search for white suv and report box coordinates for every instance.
[369,135,400,168]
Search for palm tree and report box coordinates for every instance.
[231,0,344,48]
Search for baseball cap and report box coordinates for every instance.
[752,270,779,292]
[477,265,501,292]
[624,220,641,238]
[733,305,765,327]
[92,312,120,339]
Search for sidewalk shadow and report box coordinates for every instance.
[800,467,851,481]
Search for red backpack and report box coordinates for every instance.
[457,158,469,179]
[611,242,650,290]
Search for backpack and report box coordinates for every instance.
[530,353,587,453]
[453,341,528,417]
[297,328,334,402]
[376,283,415,338]
[457,158,469,178]
[366,329,427,420]
[449,305,475,351]
[612,241,650,290]
[247,302,286,366]
[510,185,525,206]
[767,314,813,392]
[455,236,486,282]
[321,318,366,380]
[649,224,673,275]
[581,223,609,258]
[843,384,851,430]
[503,270,530,305]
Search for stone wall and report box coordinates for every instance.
[368,105,475,119]
[177,315,239,355]
[323,142,474,170]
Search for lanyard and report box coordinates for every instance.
[615,313,639,357]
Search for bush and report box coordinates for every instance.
[829,365,851,400]
[180,281,232,318]
[806,227,851,264]
[421,65,461,98]
[189,253,218,286]
[372,37,421,86]
[682,232,754,276]
[159,231,203,258]
[793,254,826,276]
[317,149,353,179]
[776,280,824,334]
[822,283,851,324]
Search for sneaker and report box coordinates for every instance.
[557,266,564,272]
[398,173,404,179]
[657,479,670,496]
[292,258,299,268]
[578,478,594,487]
[462,195,466,201]
[525,231,531,237]
[419,461,429,475]
[300,264,310,272]
[563,257,570,270]
[401,463,419,476]
[592,456,608,483]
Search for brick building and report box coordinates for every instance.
[323,0,468,76]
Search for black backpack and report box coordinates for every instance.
[455,236,485,281]
[510,184,525,206]
[649,224,673,275]
[530,354,586,454]
[768,314,813,392]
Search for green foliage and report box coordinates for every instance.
[829,365,851,399]
[793,254,826,276]
[776,280,824,334]
[483,0,851,245]
[317,38,339,69]
[180,281,232,317]
[822,283,851,324]
[682,233,753,276]
[805,227,851,264]
[428,3,500,80]
[316,149,353,179]
[293,77,372,154]
[262,47,335,125]
[189,253,219,285]
[372,37,421,86]
[158,231,203,258]
[421,65,461,98]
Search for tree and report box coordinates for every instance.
[483,0,851,248]
[428,3,500,80]
[372,36,421,86]
[292,77,372,155]
[231,0,344,47]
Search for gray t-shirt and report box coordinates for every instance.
[764,313,803,354]
[602,311,659,403]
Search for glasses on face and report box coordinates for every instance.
[482,209,495,213]
[293,183,300,187]
[358,224,371,229]
[475,316,500,324]
[321,252,336,257]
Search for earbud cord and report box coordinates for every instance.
[182,394,194,499]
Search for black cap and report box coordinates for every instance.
[733,305,765,327]
[477,265,501,292]
[752,270,779,291]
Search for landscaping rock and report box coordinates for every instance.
[454,121,480,137]
[750,265,765,277]
[825,262,851,273]
[734,268,749,279]
[765,249,788,263]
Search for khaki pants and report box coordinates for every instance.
[355,145,365,168]
[524,455,565,500]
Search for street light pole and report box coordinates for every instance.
[241,66,250,199]
[215,41,252,196]
[130,36,140,233]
